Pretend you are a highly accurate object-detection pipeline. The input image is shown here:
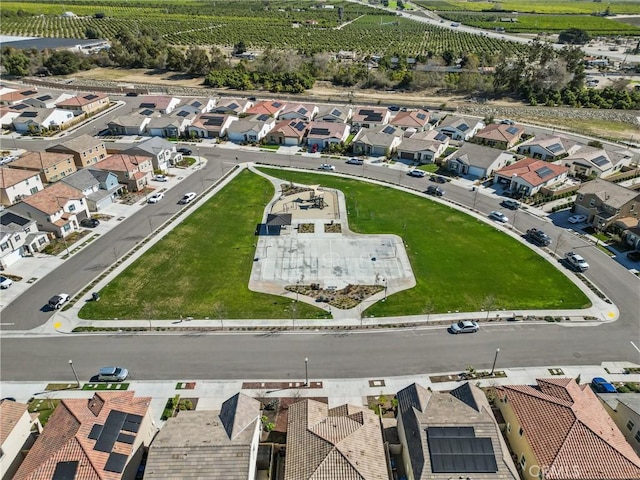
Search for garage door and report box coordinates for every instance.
[400,151,414,160]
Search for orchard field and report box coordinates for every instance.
[413,0,640,15]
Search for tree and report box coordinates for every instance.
[481,294,496,319]
[233,41,247,55]
[185,47,210,76]
[44,50,82,75]
[422,299,436,321]
[3,51,31,76]
[558,28,590,45]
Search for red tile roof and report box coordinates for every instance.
[474,123,524,142]
[497,378,640,479]
[22,182,83,215]
[495,157,568,187]
[390,109,430,128]
[0,167,40,188]
[11,151,74,170]
[246,100,284,116]
[57,93,108,107]
[269,120,308,139]
[95,154,151,173]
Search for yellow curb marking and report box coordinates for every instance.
[607,312,616,318]
[54,321,62,329]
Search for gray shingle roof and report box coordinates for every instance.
[49,134,103,154]
[578,178,640,208]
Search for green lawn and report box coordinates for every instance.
[80,168,589,320]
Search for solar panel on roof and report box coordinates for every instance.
[257,114,270,121]
[429,426,475,438]
[140,109,154,116]
[547,143,563,153]
[295,122,306,131]
[382,126,395,135]
[458,123,469,132]
[94,410,127,452]
[23,90,37,95]
[21,111,38,117]
[123,413,143,432]
[192,101,202,107]
[297,107,308,114]
[176,110,190,117]
[12,103,28,110]
[139,102,155,108]
[427,427,498,473]
[38,95,52,101]
[204,116,224,126]
[88,424,103,440]
[309,128,330,136]
[273,102,282,108]
[435,133,447,141]
[52,461,78,480]
[360,109,375,115]
[592,155,609,167]
[416,113,427,120]
[331,109,341,116]
[85,94,98,100]
[535,166,553,178]
[228,103,238,109]
[117,432,136,444]
[506,126,519,135]
[104,452,128,474]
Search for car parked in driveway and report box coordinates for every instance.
[0,276,13,289]
[179,192,197,204]
[449,321,479,334]
[590,377,617,393]
[80,218,100,228]
[98,366,129,382]
[318,164,336,171]
[489,211,509,223]
[568,214,587,224]
[346,158,364,165]
[153,174,168,182]
[408,169,426,178]
[48,293,70,309]
[148,192,164,203]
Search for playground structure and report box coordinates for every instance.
[271,185,338,221]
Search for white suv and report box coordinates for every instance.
[318,164,335,171]
[179,192,197,204]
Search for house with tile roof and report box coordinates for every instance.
[23,93,74,109]
[396,382,518,480]
[94,154,153,192]
[0,167,44,205]
[187,113,239,138]
[471,123,526,149]
[107,115,153,136]
[561,145,635,179]
[267,120,309,146]
[245,100,287,118]
[397,131,449,164]
[0,210,50,268]
[0,105,23,128]
[0,399,42,480]
[495,378,640,480]
[178,97,216,114]
[284,399,389,480]
[136,95,181,114]
[598,393,640,457]
[122,137,181,172]
[436,115,483,141]
[306,121,351,150]
[8,151,77,183]
[446,143,514,179]
[494,157,569,197]
[572,178,640,230]
[351,106,391,131]
[61,168,121,211]
[315,105,352,123]
[147,110,195,138]
[56,92,110,115]
[12,108,75,134]
[0,88,39,106]
[227,115,275,143]
[517,134,581,161]
[278,103,318,122]
[352,125,403,157]
[10,181,88,238]
[144,393,261,479]
[47,134,108,168]
[390,109,431,133]
[14,391,155,480]
[212,98,253,115]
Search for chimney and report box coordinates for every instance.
[87,393,105,417]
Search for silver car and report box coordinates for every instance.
[450,321,479,334]
[489,211,509,223]
[98,367,129,382]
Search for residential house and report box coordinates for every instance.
[0,89,39,106]
[517,134,580,161]
[136,95,181,114]
[396,132,449,164]
[599,393,640,456]
[122,137,181,172]
[226,115,275,143]
[177,97,216,114]
[13,391,155,480]
[212,98,252,115]
[0,167,44,205]
[396,382,518,480]
[0,210,50,268]
[352,125,403,157]
[306,121,351,150]
[436,115,483,141]
[284,399,389,480]
[267,120,308,146]
[0,105,23,128]
[0,400,42,480]
[495,378,640,480]
[390,109,431,133]
[10,182,88,238]
[351,107,391,131]
[61,168,122,211]
[471,123,525,149]
[562,145,635,179]
[107,115,153,136]
[47,134,108,168]
[494,157,569,197]
[315,105,352,123]
[573,178,640,229]
[245,100,287,118]
[144,393,261,479]
[277,103,318,122]
[8,151,77,183]
[147,110,195,138]
[23,93,74,109]
[623,221,640,250]
[94,154,153,192]
[55,92,110,116]
[187,113,238,138]
[12,108,75,134]
[446,143,514,178]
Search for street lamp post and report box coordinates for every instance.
[304,357,309,386]
[69,359,80,388]
[296,280,300,302]
[383,278,387,301]
[490,348,500,376]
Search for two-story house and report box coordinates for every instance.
[573,178,640,230]
[94,154,153,192]
[122,137,180,172]
[0,400,42,480]
[47,134,108,168]
[61,168,122,211]
[8,151,77,183]
[0,210,50,268]
[599,393,640,457]
[0,167,44,206]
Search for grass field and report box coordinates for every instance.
[80,169,588,320]
[413,0,640,15]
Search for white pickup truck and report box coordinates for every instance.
[565,252,589,272]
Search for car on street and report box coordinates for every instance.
[48,293,70,309]
[568,214,588,224]
[346,158,364,165]
[388,105,400,111]
[426,186,444,196]
[80,218,100,228]
[177,147,192,155]
[564,251,589,272]
[590,377,617,393]
[408,169,426,178]
[98,366,129,382]
[153,174,168,182]
[449,320,479,334]
[318,164,336,171]
[0,276,13,289]
[179,192,197,204]
[430,175,447,183]
[502,199,520,210]
[525,228,552,247]
[489,211,509,223]
[148,192,164,203]
[500,119,515,125]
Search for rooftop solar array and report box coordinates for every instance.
[506,126,519,135]
[330,109,341,116]
[123,413,143,433]
[535,166,554,178]
[52,461,78,480]
[297,107,308,114]
[38,95,53,101]
[94,410,128,452]
[88,423,103,440]
[140,109,155,116]
[434,133,448,142]
[382,126,396,135]
[256,114,270,121]
[192,100,202,107]
[176,110,190,117]
[139,102,156,108]
[427,426,498,473]
[21,111,38,117]
[12,103,28,110]
[547,142,563,153]
[592,155,609,167]
[416,113,427,120]
[104,452,128,474]
[85,94,99,100]
[203,116,224,127]
[273,102,282,108]
[458,123,469,132]
[309,127,330,136]
[117,432,136,444]
[293,121,307,131]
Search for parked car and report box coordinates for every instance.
[408,169,426,178]
[346,158,364,165]
[449,320,479,334]
[148,192,164,204]
[502,199,520,210]
[80,218,100,228]
[590,377,617,393]
[98,366,129,382]
[125,92,139,97]
[48,293,70,309]
[318,164,336,171]
[564,251,589,272]
[430,175,447,183]
[489,211,509,223]
[177,147,192,155]
[153,174,168,182]
[525,228,552,247]
[0,276,13,289]
[426,186,444,196]
[627,250,640,262]
[568,214,587,224]
[179,192,197,204]
[500,119,515,125]
[388,105,400,111]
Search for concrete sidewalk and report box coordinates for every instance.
[2,362,637,428]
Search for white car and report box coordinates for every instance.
[565,251,589,272]
[408,169,426,178]
[48,293,70,309]
[179,192,197,204]
[489,211,509,223]
[148,192,164,204]
[0,276,13,289]
[153,174,168,182]
[318,164,335,171]
[568,214,587,224]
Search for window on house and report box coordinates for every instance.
[63,224,71,232]
[14,235,20,242]
[632,204,636,212]
[0,243,9,251]
[30,187,39,195]
[518,427,524,436]
[627,420,635,431]
[520,456,526,468]
[578,194,584,201]
[38,237,46,245]
[68,204,76,212]
[25,227,31,233]
[635,430,640,443]
[589,199,596,207]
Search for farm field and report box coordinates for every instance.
[412,0,640,15]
